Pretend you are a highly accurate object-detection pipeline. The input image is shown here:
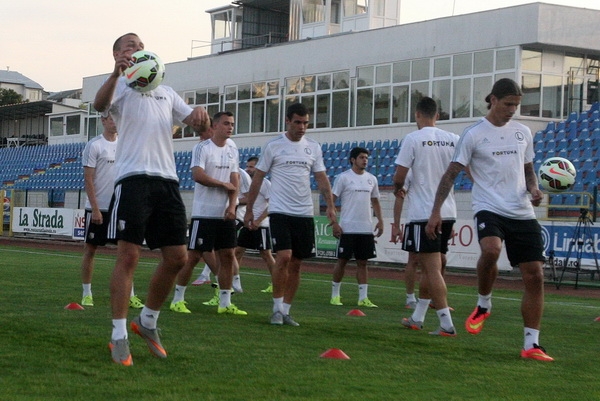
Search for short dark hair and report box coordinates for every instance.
[212,111,234,125]
[246,156,259,164]
[416,97,437,118]
[286,103,309,120]
[113,33,138,52]
[485,78,523,108]
[349,147,369,162]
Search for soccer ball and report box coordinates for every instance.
[123,50,165,92]
[538,157,577,192]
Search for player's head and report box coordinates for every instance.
[485,78,522,109]
[349,147,369,170]
[100,114,116,134]
[245,156,259,176]
[415,96,437,119]
[285,103,310,141]
[113,33,143,58]
[286,103,309,121]
[212,111,235,138]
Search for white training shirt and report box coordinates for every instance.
[191,138,240,218]
[453,118,535,219]
[332,169,380,234]
[395,127,459,222]
[82,135,117,211]
[256,133,325,217]
[108,78,192,183]
[235,168,252,222]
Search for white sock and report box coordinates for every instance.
[82,283,92,297]
[437,307,454,330]
[233,275,242,288]
[524,327,540,350]
[172,285,186,303]
[111,318,128,341]
[201,264,211,278]
[273,297,284,313]
[358,284,368,301]
[477,293,492,311]
[282,302,291,315]
[406,293,416,303]
[412,298,430,323]
[331,282,341,298]
[130,285,136,298]
[219,289,232,308]
[140,307,160,330]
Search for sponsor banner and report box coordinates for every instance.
[314,215,338,258]
[2,190,10,226]
[541,221,600,270]
[72,209,86,240]
[12,207,74,236]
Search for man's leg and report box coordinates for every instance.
[520,261,544,330]
[146,245,187,310]
[81,243,97,304]
[111,240,140,320]
[331,258,348,305]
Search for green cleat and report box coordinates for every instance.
[358,298,378,308]
[81,295,94,307]
[170,300,191,313]
[261,283,273,293]
[202,294,219,306]
[217,304,248,315]
[129,295,144,309]
[330,296,343,306]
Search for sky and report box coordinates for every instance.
[2,0,600,93]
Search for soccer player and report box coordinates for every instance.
[329,147,383,308]
[80,114,143,310]
[393,96,459,336]
[94,32,209,366]
[426,78,553,361]
[234,156,275,293]
[187,111,246,316]
[244,102,337,326]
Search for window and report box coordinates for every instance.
[182,87,220,138]
[303,0,326,23]
[213,10,232,40]
[50,117,63,137]
[344,0,367,16]
[225,80,281,134]
[66,115,80,135]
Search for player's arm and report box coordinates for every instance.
[83,166,102,224]
[192,166,236,191]
[225,172,239,220]
[315,171,337,225]
[425,161,463,239]
[330,194,342,238]
[371,196,384,238]
[391,165,409,243]
[182,107,210,133]
[244,169,267,229]
[524,162,543,206]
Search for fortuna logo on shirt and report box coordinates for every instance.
[491,150,517,156]
[421,140,455,147]
[286,160,308,165]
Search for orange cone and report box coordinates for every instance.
[595,316,600,322]
[320,348,350,359]
[346,309,366,316]
[64,302,84,310]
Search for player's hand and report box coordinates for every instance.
[113,54,133,77]
[91,209,103,225]
[425,212,442,240]
[224,206,236,221]
[391,223,402,244]
[530,188,543,207]
[330,222,342,239]
[374,221,384,238]
[244,210,255,230]
[221,181,236,191]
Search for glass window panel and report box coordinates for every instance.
[300,95,315,128]
[207,104,220,119]
[302,76,316,93]
[317,74,331,91]
[474,50,493,74]
[184,91,195,105]
[376,64,392,84]
[237,103,250,134]
[238,84,251,100]
[213,11,231,40]
[316,94,330,128]
[411,59,429,81]
[392,85,409,123]
[432,80,451,120]
[195,90,207,105]
[392,61,410,83]
[453,53,472,77]
[453,78,471,118]
[251,101,265,132]
[521,73,541,117]
[333,71,350,89]
[286,77,301,94]
[542,75,562,119]
[433,57,451,78]
[265,99,280,132]
[225,86,236,101]
[332,91,349,128]
[66,115,80,135]
[522,49,542,72]
[207,87,220,103]
[267,81,280,96]
[224,103,236,119]
[357,66,374,87]
[410,82,429,122]
[252,82,266,98]
[473,76,492,117]
[496,48,515,70]
[356,88,373,126]
[494,72,515,82]
[87,118,99,140]
[374,86,391,125]
[303,0,326,23]
[344,0,367,16]
[181,126,192,138]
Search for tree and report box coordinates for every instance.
[0,88,23,106]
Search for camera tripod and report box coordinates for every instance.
[556,209,600,289]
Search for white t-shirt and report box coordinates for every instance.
[235,168,252,221]
[108,78,193,183]
[332,169,380,233]
[453,118,535,219]
[191,138,239,218]
[395,126,459,222]
[256,133,325,217]
[82,135,117,211]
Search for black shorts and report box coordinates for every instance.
[269,213,315,260]
[108,177,187,250]
[84,210,114,246]
[337,233,376,260]
[402,220,454,254]
[237,226,272,251]
[188,218,237,252]
[474,211,545,267]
